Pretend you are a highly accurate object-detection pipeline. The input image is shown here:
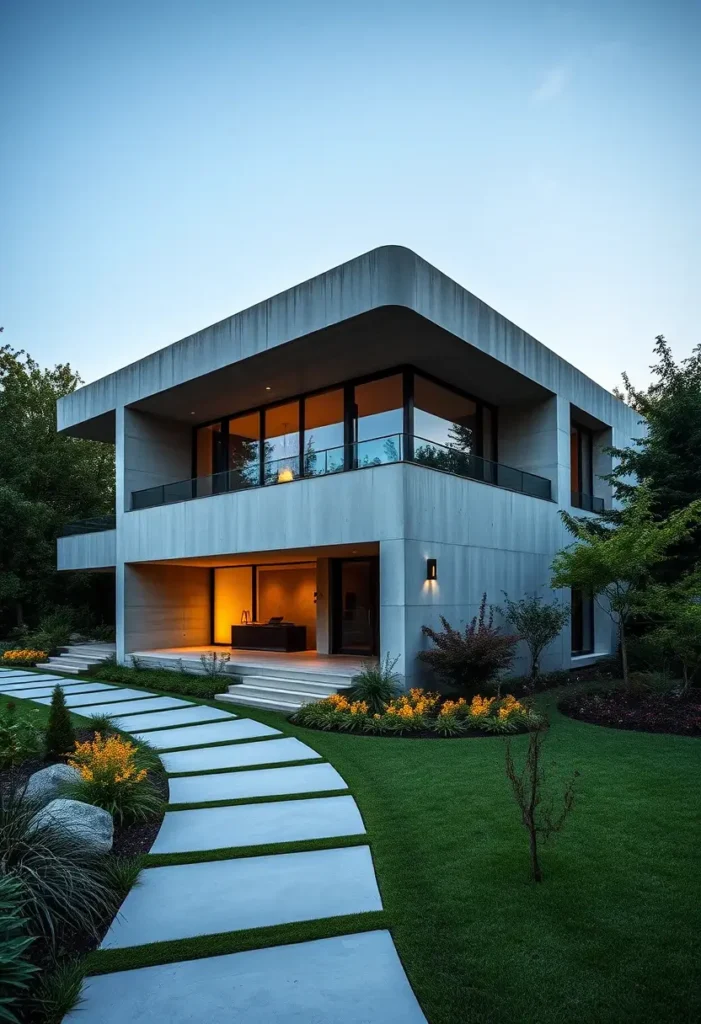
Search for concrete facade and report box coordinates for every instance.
[56,246,641,686]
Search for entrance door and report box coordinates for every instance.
[332,558,379,655]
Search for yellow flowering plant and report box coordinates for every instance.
[294,686,540,737]
[66,733,163,824]
[2,650,47,666]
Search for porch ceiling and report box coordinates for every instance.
[144,542,379,568]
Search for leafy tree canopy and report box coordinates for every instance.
[610,335,701,515]
[0,345,115,630]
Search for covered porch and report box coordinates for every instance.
[128,645,371,680]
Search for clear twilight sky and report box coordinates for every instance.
[1,0,699,392]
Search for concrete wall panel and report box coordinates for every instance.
[57,531,116,571]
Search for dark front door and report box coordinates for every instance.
[332,558,379,655]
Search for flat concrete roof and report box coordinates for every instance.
[57,245,635,441]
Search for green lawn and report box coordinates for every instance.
[5,676,699,1023]
[221,695,701,1024]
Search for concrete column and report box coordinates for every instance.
[498,395,568,506]
[379,539,407,686]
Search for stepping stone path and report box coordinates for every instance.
[0,667,426,1023]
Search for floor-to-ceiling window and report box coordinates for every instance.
[303,389,345,476]
[571,421,594,506]
[191,367,498,490]
[353,374,404,465]
[228,412,260,488]
[264,401,300,484]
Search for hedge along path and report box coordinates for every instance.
[0,667,426,1024]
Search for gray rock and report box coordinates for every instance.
[23,763,82,809]
[30,798,113,855]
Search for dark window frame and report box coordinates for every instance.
[571,588,595,655]
[571,420,594,496]
[192,365,499,477]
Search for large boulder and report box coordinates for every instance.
[23,763,82,809]
[30,799,113,855]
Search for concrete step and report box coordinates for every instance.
[52,653,106,666]
[35,661,88,674]
[226,682,338,706]
[231,674,350,697]
[230,665,358,687]
[215,691,301,714]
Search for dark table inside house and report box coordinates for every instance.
[231,623,307,652]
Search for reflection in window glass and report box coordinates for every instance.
[354,375,403,466]
[264,401,300,483]
[228,412,260,487]
[304,389,345,475]
[413,376,479,475]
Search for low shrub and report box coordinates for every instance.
[66,733,164,825]
[292,688,541,737]
[1,650,47,667]
[45,686,75,760]
[92,662,222,699]
[346,654,401,713]
[84,711,116,734]
[0,702,43,769]
[0,874,38,1024]
[0,790,114,946]
[419,594,519,693]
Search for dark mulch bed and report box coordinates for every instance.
[558,687,701,736]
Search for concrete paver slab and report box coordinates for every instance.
[132,718,279,750]
[67,931,426,1023]
[72,696,191,719]
[168,762,346,804]
[33,688,158,707]
[162,737,321,774]
[112,705,233,732]
[100,846,382,949]
[151,795,365,854]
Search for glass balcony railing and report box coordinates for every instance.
[571,491,605,513]
[58,514,116,537]
[130,433,552,510]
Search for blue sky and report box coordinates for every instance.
[1,0,699,392]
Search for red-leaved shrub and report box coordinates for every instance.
[419,593,519,692]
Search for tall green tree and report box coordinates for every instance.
[609,336,701,578]
[0,345,115,630]
[551,491,701,686]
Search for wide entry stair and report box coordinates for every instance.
[36,642,116,675]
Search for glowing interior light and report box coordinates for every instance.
[278,467,294,483]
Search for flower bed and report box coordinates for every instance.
[291,688,542,737]
[2,648,48,667]
[558,687,701,736]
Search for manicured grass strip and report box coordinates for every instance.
[86,911,389,976]
[143,832,367,868]
[166,756,322,778]
[167,787,349,811]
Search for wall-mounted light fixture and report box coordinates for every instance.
[426,558,437,581]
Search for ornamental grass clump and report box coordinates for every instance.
[66,733,163,825]
[346,655,401,714]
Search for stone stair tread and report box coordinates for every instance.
[216,692,301,712]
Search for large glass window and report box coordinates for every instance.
[413,375,479,474]
[228,412,260,488]
[353,374,403,465]
[304,389,345,476]
[264,401,300,484]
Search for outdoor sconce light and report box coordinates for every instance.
[426,558,437,581]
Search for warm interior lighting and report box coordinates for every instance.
[426,558,437,581]
[278,467,294,483]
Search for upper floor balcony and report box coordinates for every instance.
[57,515,116,571]
[130,432,552,511]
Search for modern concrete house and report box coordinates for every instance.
[56,246,640,709]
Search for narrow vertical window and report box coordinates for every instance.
[571,589,594,654]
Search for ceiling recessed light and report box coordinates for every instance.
[265,386,271,391]
[190,411,195,415]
